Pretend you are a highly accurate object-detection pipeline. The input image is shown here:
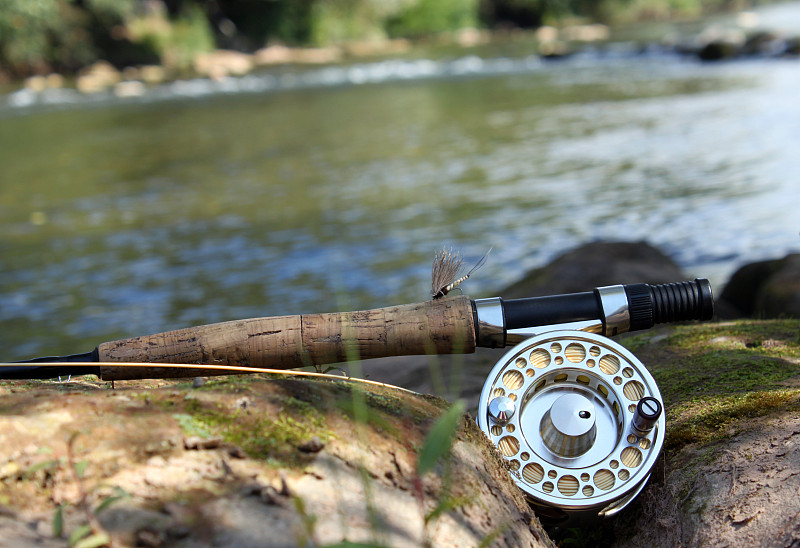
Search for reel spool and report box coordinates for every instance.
[477,330,665,525]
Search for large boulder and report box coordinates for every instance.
[0,375,552,548]
[610,319,800,547]
[4,284,798,546]
[719,254,800,318]
[501,241,687,299]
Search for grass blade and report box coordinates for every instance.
[417,400,465,476]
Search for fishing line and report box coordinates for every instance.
[0,362,417,394]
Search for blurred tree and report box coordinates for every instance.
[126,1,214,70]
[0,0,158,76]
[209,0,314,49]
[478,0,630,28]
[0,0,83,74]
[479,0,548,28]
[386,0,479,38]
[81,0,161,67]
[309,0,415,44]
[0,0,768,79]
[568,0,634,23]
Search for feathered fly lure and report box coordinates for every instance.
[431,247,491,299]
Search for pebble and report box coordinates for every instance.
[298,436,325,453]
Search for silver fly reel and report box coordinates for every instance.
[477,330,665,525]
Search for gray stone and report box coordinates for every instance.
[719,253,800,318]
[501,241,686,298]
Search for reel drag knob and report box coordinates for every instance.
[540,393,597,458]
[631,396,662,436]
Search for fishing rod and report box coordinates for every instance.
[5,278,713,382]
[3,253,715,524]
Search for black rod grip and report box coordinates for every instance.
[624,278,713,331]
[504,292,602,331]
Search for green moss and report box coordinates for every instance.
[327,383,448,450]
[336,393,397,438]
[172,412,213,438]
[666,389,800,449]
[616,320,800,453]
[622,320,800,405]
[197,374,261,390]
[154,376,452,470]
[617,332,653,353]
[174,393,332,465]
[666,320,800,355]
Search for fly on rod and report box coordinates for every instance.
[431,247,491,299]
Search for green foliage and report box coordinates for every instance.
[386,0,479,38]
[416,399,465,476]
[49,458,129,547]
[0,0,90,72]
[237,1,315,46]
[0,0,772,77]
[0,0,52,64]
[127,4,214,71]
[293,496,318,547]
[425,491,473,524]
[71,531,111,548]
[23,457,61,479]
[477,523,512,548]
[74,460,89,479]
[0,0,208,75]
[53,503,65,538]
[310,0,396,44]
[68,524,94,547]
[94,486,130,513]
[84,0,136,22]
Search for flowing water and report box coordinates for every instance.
[1,4,799,360]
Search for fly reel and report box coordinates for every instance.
[477,330,665,525]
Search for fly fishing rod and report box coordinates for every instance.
[5,278,712,381]
[3,252,714,525]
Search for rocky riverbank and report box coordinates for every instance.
[609,319,800,547]
[1,241,798,546]
[0,374,553,547]
[11,12,799,103]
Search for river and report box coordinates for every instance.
[1,3,799,360]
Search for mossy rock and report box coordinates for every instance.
[0,374,553,548]
[3,319,798,547]
[609,319,800,547]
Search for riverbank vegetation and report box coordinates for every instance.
[0,0,777,81]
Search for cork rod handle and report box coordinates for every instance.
[98,296,476,380]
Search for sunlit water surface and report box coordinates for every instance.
[1,5,799,360]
